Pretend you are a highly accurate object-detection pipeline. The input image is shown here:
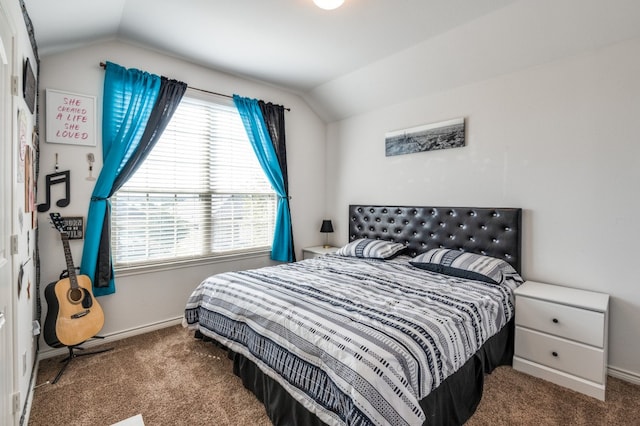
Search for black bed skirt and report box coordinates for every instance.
[200,319,514,426]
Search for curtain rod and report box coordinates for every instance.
[99,62,290,111]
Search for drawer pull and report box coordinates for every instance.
[552,318,559,324]
[552,351,559,357]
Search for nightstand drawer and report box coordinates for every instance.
[302,246,339,260]
[303,251,323,260]
[515,296,604,347]
[515,327,604,384]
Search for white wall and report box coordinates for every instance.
[37,39,326,352]
[308,0,640,122]
[326,36,640,379]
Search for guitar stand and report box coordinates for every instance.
[51,336,113,384]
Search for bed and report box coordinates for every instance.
[184,205,523,425]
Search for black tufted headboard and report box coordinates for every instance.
[348,205,522,273]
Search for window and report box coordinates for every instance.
[111,92,276,268]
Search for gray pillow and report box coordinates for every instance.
[410,248,523,287]
[336,238,406,259]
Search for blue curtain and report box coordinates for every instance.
[233,95,294,262]
[80,62,161,296]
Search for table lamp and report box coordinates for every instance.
[320,220,334,248]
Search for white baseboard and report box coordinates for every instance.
[38,317,183,360]
[608,365,640,386]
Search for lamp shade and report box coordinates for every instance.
[320,220,334,233]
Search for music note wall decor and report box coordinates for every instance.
[37,170,71,212]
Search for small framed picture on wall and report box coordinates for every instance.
[23,58,36,114]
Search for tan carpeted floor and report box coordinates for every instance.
[30,325,640,425]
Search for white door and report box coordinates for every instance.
[0,4,15,425]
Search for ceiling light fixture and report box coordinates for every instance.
[313,0,344,10]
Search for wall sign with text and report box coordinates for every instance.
[46,89,96,146]
[60,216,84,240]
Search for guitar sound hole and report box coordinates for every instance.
[68,288,84,304]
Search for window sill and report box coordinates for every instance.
[113,249,272,278]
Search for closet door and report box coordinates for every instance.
[0,4,15,425]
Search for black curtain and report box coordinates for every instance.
[94,77,187,287]
[113,77,187,192]
[258,101,295,261]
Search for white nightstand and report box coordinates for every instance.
[302,245,339,260]
[513,281,609,400]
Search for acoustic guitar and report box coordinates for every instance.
[44,213,105,348]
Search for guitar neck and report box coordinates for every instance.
[60,233,79,289]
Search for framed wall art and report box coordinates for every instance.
[46,88,96,146]
[60,216,84,240]
[385,117,465,157]
[17,108,27,183]
[23,58,36,114]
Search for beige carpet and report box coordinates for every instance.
[30,325,640,425]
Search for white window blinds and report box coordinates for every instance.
[111,93,276,268]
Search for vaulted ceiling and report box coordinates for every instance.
[24,0,640,122]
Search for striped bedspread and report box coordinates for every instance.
[184,254,517,426]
